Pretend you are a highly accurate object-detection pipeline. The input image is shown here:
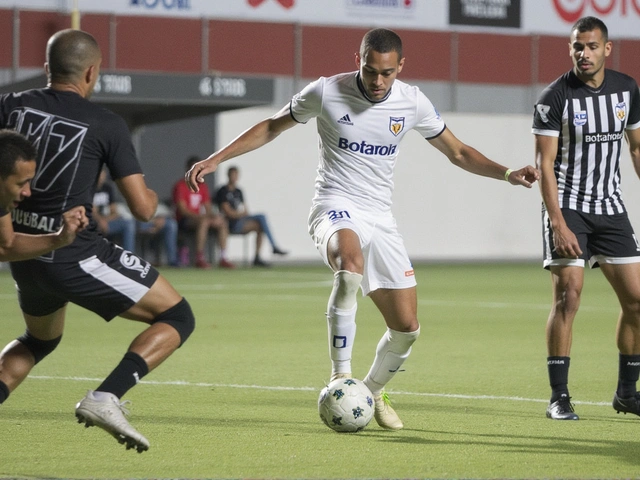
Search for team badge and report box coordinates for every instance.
[615,102,627,121]
[573,111,587,127]
[389,117,405,136]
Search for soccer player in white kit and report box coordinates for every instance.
[187,28,539,430]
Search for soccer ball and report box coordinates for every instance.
[318,378,374,432]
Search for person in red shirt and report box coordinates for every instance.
[173,156,234,269]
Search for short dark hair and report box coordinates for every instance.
[46,29,101,83]
[360,28,403,60]
[572,16,609,42]
[0,129,37,179]
[227,166,238,175]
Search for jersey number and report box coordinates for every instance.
[9,107,88,198]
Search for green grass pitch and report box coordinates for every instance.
[1,262,639,479]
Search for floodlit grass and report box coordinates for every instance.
[1,263,639,479]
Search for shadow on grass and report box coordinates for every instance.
[366,428,640,468]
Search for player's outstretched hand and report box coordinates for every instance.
[506,165,540,188]
[58,206,88,246]
[186,159,218,193]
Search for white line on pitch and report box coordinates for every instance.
[28,375,610,407]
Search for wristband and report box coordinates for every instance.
[504,168,513,182]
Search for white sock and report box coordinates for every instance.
[328,304,357,375]
[326,270,362,376]
[364,327,420,395]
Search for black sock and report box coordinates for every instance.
[97,351,149,399]
[548,356,570,402]
[0,380,9,404]
[617,354,640,398]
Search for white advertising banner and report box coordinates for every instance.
[1,0,639,38]
[524,0,640,38]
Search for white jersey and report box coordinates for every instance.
[290,72,446,213]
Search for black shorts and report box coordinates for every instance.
[542,208,640,269]
[10,238,159,320]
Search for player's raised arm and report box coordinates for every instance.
[428,127,539,187]
[186,105,298,192]
[0,206,88,261]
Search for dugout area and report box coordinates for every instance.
[0,70,275,130]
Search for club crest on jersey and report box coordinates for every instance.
[615,102,627,121]
[389,117,405,137]
[120,251,150,278]
[573,111,587,127]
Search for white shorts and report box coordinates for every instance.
[308,199,416,295]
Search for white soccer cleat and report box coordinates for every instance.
[374,391,404,430]
[75,390,150,453]
[330,372,352,382]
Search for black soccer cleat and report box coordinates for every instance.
[613,392,640,417]
[546,396,579,420]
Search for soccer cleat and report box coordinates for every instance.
[546,396,579,420]
[75,390,150,453]
[613,392,640,417]
[330,372,352,382]
[272,247,288,256]
[373,391,404,430]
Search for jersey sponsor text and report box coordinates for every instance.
[11,208,57,232]
[584,132,624,143]
[338,137,397,156]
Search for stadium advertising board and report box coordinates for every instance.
[449,0,521,28]
[89,72,273,105]
[0,0,639,38]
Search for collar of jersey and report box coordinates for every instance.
[356,73,392,104]
[570,68,608,94]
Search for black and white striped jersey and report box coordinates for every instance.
[532,69,640,215]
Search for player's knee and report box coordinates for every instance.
[388,326,420,348]
[332,270,363,309]
[152,298,195,347]
[16,331,62,364]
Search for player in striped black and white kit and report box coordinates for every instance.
[189,28,539,430]
[533,16,640,420]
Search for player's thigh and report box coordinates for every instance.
[549,265,585,303]
[308,200,367,272]
[22,307,67,341]
[12,244,162,323]
[361,216,415,295]
[543,208,590,268]
[327,229,364,273]
[600,262,640,308]
[369,287,418,332]
[121,274,183,323]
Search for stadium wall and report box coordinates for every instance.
[2,6,640,262]
[205,106,640,263]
